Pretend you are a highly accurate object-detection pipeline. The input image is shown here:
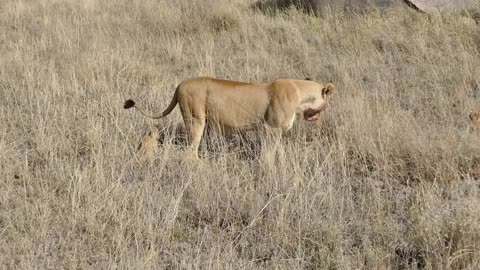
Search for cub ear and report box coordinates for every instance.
[322,83,335,98]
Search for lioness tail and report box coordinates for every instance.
[124,91,178,119]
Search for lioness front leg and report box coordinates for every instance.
[262,127,282,166]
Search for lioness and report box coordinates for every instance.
[124,77,335,159]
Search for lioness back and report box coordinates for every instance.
[178,77,271,129]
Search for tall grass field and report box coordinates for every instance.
[1,0,480,268]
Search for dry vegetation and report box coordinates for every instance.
[2,0,480,268]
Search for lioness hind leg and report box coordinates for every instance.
[187,118,206,158]
[179,100,206,159]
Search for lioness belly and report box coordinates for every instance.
[206,108,261,130]
[205,87,269,130]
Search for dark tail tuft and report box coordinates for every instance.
[124,99,135,109]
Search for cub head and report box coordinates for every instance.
[137,130,159,161]
[301,82,335,121]
[469,111,480,129]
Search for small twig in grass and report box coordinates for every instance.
[231,193,283,249]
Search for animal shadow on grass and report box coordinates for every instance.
[136,122,263,161]
[394,245,426,270]
[251,0,318,14]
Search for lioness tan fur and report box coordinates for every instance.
[125,76,335,159]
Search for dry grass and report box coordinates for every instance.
[1,0,480,268]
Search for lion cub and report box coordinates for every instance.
[136,123,188,161]
[469,111,480,132]
[137,130,159,161]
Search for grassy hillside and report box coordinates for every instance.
[1,0,480,268]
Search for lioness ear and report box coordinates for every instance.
[305,77,312,81]
[322,83,335,98]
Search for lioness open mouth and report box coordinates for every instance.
[303,108,321,121]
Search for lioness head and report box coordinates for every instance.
[470,111,480,130]
[300,82,335,121]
